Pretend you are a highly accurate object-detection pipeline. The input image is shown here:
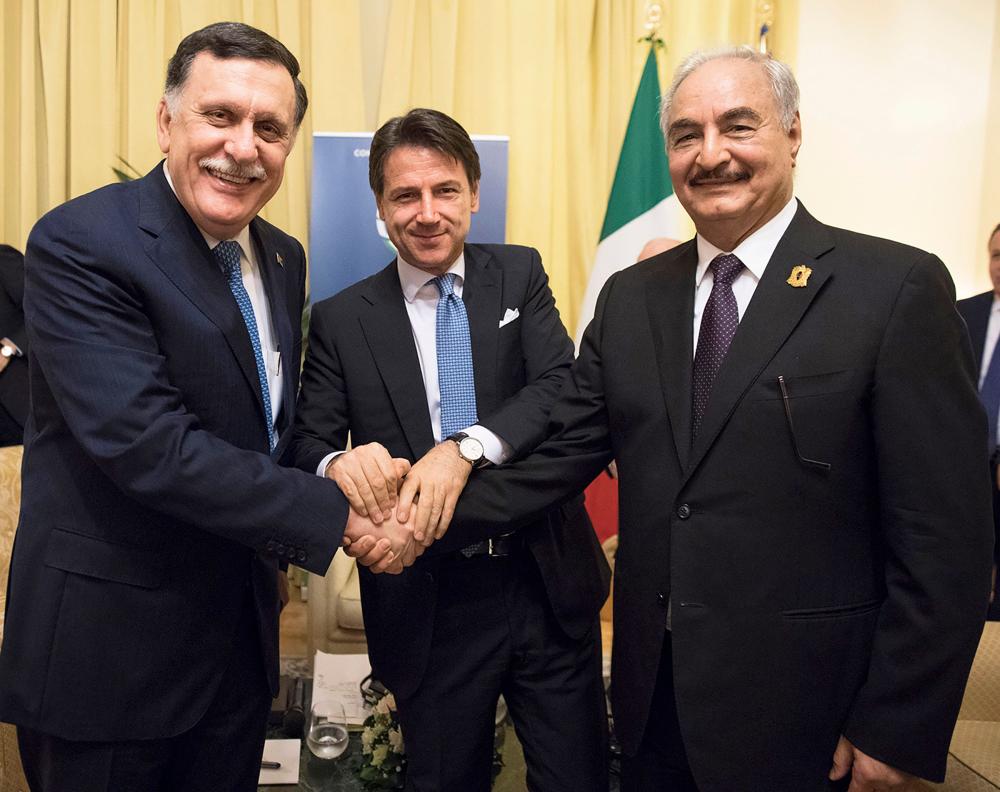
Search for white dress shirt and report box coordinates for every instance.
[163,163,283,434]
[692,196,799,353]
[316,253,512,476]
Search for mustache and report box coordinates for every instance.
[688,166,749,186]
[199,157,266,181]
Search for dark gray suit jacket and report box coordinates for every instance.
[453,204,993,789]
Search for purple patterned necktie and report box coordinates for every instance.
[692,253,745,439]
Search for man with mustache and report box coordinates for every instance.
[447,46,994,790]
[0,22,417,792]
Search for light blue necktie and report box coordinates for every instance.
[434,273,477,438]
[214,241,276,451]
[980,340,1000,453]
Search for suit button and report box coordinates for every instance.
[657,592,667,606]
[676,504,691,519]
[266,540,277,552]
[276,543,286,556]
[297,550,307,562]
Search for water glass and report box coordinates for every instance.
[306,697,349,760]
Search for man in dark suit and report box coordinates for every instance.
[293,108,610,792]
[447,47,994,791]
[957,221,1000,616]
[0,23,416,792]
[0,245,30,445]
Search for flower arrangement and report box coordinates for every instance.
[356,692,406,790]
[355,687,506,789]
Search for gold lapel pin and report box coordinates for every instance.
[786,264,812,288]
[276,252,284,268]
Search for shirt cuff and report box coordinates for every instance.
[462,424,512,466]
[316,450,346,477]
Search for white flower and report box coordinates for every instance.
[371,743,389,768]
[361,727,374,754]
[388,726,404,753]
[375,694,396,716]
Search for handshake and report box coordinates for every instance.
[335,440,474,575]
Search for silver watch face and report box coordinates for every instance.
[458,436,484,462]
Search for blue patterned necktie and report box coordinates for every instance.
[980,340,1000,454]
[214,241,276,451]
[692,253,745,440]
[434,273,477,438]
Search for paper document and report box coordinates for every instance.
[258,738,300,785]
[313,651,372,726]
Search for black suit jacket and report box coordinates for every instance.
[0,244,29,428]
[292,244,610,698]
[0,165,349,741]
[956,290,1000,568]
[453,204,994,789]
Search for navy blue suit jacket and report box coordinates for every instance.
[0,164,349,741]
[292,246,610,698]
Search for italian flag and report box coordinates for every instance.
[575,46,688,348]
[580,46,688,544]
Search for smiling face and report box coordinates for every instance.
[156,52,297,240]
[666,57,801,251]
[375,145,480,276]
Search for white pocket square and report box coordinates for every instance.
[499,308,520,328]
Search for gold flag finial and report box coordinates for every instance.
[640,3,665,48]
[756,1,774,53]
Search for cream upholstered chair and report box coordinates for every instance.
[307,552,368,655]
[916,620,1000,791]
[0,445,29,792]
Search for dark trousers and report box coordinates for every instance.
[17,593,271,792]
[620,631,698,792]
[396,548,608,792]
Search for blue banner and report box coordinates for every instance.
[309,133,509,304]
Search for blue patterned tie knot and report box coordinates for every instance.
[692,253,745,440]
[214,241,276,452]
[433,273,477,438]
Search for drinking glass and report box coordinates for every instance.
[306,698,349,760]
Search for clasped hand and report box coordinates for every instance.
[331,441,473,573]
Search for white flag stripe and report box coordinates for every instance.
[575,194,689,348]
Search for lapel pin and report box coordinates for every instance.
[276,252,284,268]
[786,265,812,288]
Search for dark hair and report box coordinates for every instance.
[165,22,308,127]
[992,223,1000,243]
[369,108,481,196]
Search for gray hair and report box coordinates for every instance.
[660,46,799,137]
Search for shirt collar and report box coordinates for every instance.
[397,252,467,303]
[162,161,253,264]
[695,196,799,287]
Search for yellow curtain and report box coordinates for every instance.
[1,0,797,327]
[0,0,367,252]
[378,0,798,332]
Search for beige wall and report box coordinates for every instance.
[793,0,999,298]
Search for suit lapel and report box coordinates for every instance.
[688,205,835,471]
[463,246,501,418]
[358,264,437,458]
[644,243,697,469]
[966,293,991,374]
[250,220,295,438]
[137,166,265,419]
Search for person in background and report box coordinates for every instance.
[957,221,1000,616]
[294,108,610,792]
[0,245,30,445]
[0,22,415,792]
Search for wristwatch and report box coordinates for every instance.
[447,432,489,469]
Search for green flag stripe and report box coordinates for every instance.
[600,47,673,241]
